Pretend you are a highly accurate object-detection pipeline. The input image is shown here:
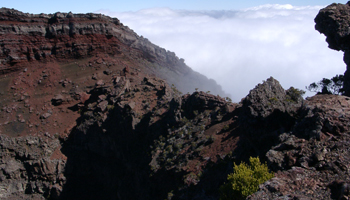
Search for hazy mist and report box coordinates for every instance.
[101,4,345,102]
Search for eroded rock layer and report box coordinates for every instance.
[0,7,227,97]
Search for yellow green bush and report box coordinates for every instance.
[219,157,274,200]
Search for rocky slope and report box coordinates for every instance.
[0,7,228,156]
[2,72,348,200]
[0,7,230,200]
[0,74,308,199]
[0,7,227,96]
[1,4,350,200]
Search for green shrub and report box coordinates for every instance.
[269,97,278,102]
[222,124,230,131]
[225,97,232,102]
[219,157,274,200]
[286,87,305,103]
[107,105,115,110]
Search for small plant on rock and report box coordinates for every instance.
[225,97,232,102]
[286,87,305,103]
[222,124,230,131]
[219,157,274,200]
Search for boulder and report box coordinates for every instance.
[242,77,303,118]
[40,113,51,119]
[97,100,108,112]
[51,94,64,106]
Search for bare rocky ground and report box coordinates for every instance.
[1,3,350,200]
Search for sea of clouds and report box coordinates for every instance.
[100,4,345,102]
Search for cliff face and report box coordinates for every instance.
[315,2,350,96]
[0,8,227,97]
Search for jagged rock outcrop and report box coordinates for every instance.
[224,77,305,160]
[249,95,350,200]
[242,77,303,119]
[315,1,350,96]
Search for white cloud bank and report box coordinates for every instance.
[100,4,345,102]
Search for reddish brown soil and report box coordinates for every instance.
[0,53,148,139]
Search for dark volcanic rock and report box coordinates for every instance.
[228,77,306,163]
[57,75,233,200]
[294,95,350,139]
[248,167,332,200]
[182,91,227,115]
[249,95,350,200]
[315,2,350,96]
[314,2,350,51]
[242,77,350,200]
[0,135,66,199]
[2,74,350,200]
[242,77,303,119]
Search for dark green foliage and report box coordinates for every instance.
[219,157,274,200]
[150,109,213,174]
[286,87,305,102]
[306,74,344,95]
[222,124,230,131]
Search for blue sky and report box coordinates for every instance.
[2,0,348,14]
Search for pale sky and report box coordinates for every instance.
[1,0,348,14]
